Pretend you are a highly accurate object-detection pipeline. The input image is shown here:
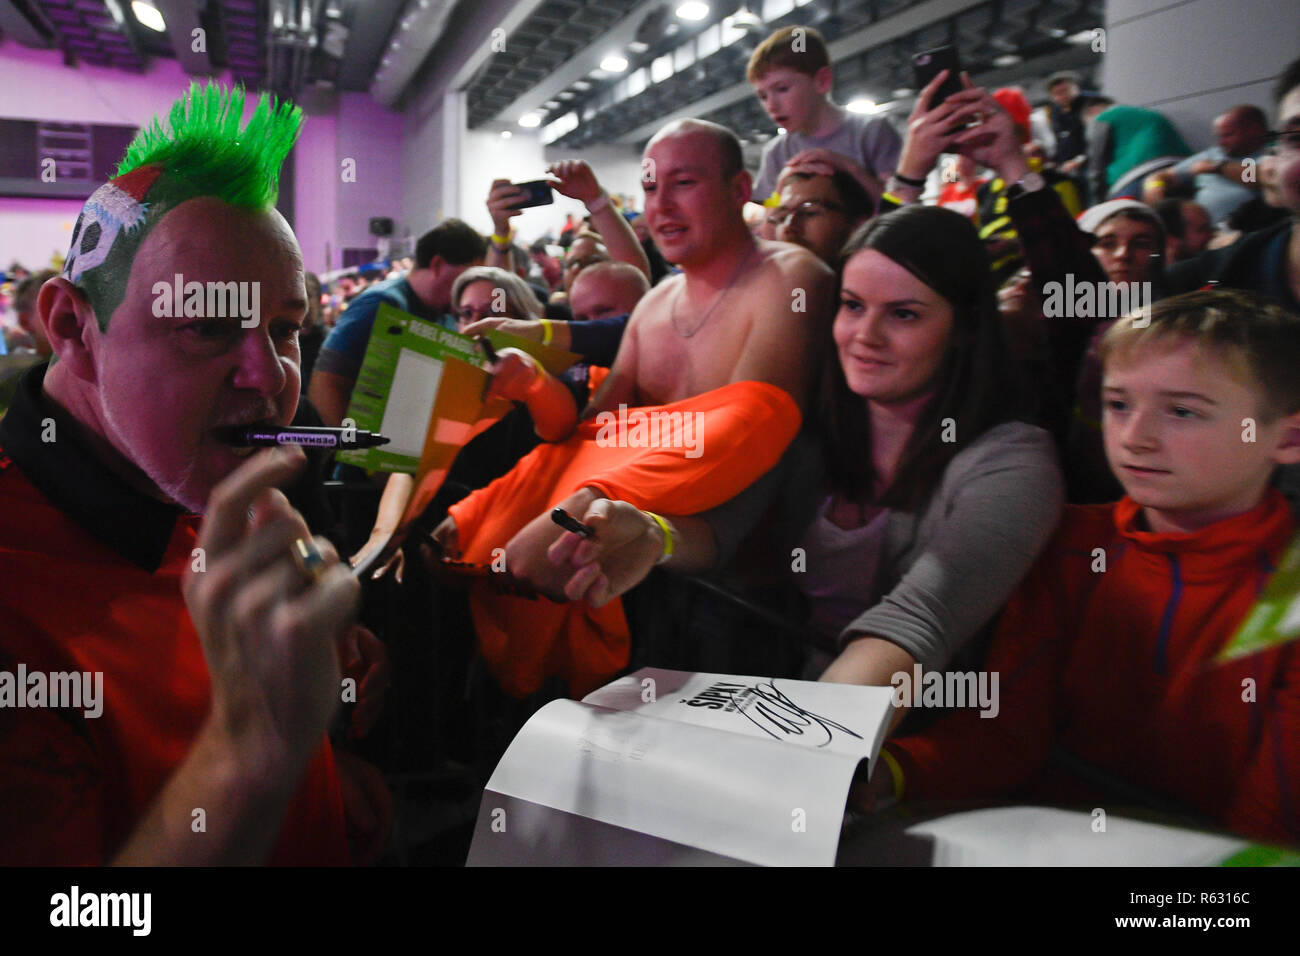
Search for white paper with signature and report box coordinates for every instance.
[469,668,894,866]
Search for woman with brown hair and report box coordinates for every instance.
[542,204,1064,707]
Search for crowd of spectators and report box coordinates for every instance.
[4,27,1300,866]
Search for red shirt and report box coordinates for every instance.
[889,491,1299,844]
[0,366,347,864]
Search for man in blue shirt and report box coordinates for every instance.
[1144,105,1269,226]
[309,219,485,425]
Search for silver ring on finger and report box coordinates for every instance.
[290,537,329,585]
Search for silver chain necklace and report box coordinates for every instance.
[671,241,759,338]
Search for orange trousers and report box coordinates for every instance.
[447,380,801,697]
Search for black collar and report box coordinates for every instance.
[0,363,186,572]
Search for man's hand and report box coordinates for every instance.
[460,316,544,342]
[431,514,459,560]
[895,69,979,183]
[547,159,603,205]
[949,81,1026,182]
[546,498,666,607]
[846,765,898,813]
[338,625,390,740]
[487,178,526,237]
[782,149,883,207]
[183,446,359,775]
[484,346,544,404]
[783,147,848,180]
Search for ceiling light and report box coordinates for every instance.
[629,41,649,53]
[500,131,513,139]
[573,80,592,91]
[994,54,1023,67]
[131,0,166,31]
[544,100,560,108]
[1045,27,1067,38]
[892,87,914,98]
[600,54,629,73]
[558,91,574,100]
[1067,28,1101,44]
[725,5,762,30]
[518,114,542,128]
[676,1,710,21]
[845,98,877,114]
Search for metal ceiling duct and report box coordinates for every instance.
[0,0,57,47]
[369,0,457,108]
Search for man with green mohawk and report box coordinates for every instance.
[0,83,368,864]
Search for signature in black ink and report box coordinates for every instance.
[731,681,863,747]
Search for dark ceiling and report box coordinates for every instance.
[463,0,1104,149]
[0,0,1106,150]
[0,0,406,99]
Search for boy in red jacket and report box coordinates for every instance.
[863,289,1300,844]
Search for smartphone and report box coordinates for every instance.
[912,46,964,109]
[509,179,554,209]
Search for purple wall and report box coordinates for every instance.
[335,92,404,253]
[0,39,405,276]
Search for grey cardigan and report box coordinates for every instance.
[701,421,1065,671]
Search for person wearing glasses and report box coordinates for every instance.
[450,266,544,332]
[768,168,875,266]
[1166,58,1300,319]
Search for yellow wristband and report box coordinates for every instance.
[762,190,782,208]
[643,511,674,565]
[490,232,512,247]
[539,317,554,346]
[881,192,905,207]
[878,747,905,803]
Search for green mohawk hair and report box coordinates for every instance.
[65,82,304,329]
[118,81,303,208]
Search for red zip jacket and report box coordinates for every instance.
[0,366,348,865]
[888,490,1299,844]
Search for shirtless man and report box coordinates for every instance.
[436,118,834,596]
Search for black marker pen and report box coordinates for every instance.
[221,426,391,449]
[551,507,595,538]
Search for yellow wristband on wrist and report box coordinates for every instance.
[878,747,905,804]
[643,511,674,565]
[539,317,554,346]
[491,232,512,247]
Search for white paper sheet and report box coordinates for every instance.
[468,668,895,867]
[378,349,443,458]
[838,806,1249,866]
